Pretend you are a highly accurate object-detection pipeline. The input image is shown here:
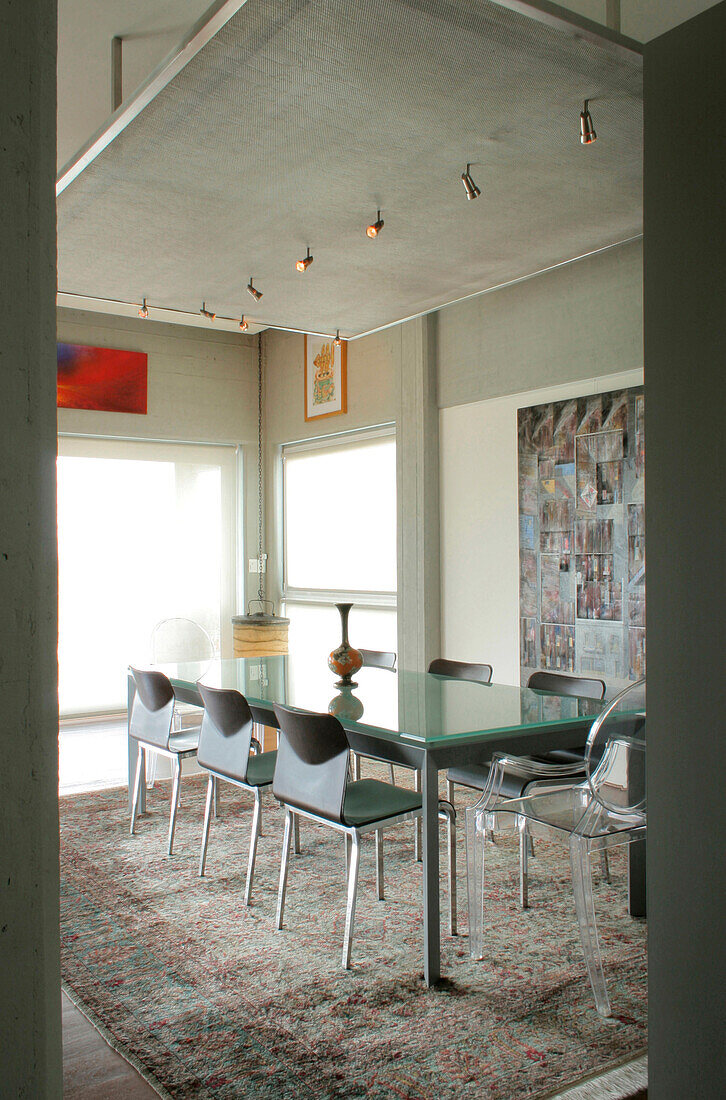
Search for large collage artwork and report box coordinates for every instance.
[518,387,645,692]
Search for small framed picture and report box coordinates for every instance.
[304,335,347,421]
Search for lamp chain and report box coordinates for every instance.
[257,332,265,605]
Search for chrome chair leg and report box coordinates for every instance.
[167,755,182,856]
[345,832,352,876]
[519,815,529,909]
[388,763,396,784]
[145,750,158,791]
[342,832,361,969]
[375,830,384,900]
[245,789,262,906]
[351,752,361,781]
[213,777,220,819]
[438,800,457,936]
[130,745,145,834]
[276,809,293,929]
[198,774,215,876]
[293,813,301,854]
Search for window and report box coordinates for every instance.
[57,436,240,716]
[282,428,397,696]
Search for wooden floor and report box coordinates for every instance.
[63,991,158,1099]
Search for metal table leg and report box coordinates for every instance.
[628,837,647,917]
[421,753,441,986]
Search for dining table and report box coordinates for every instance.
[127,654,644,986]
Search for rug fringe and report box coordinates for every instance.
[540,1051,647,1099]
[62,982,175,1100]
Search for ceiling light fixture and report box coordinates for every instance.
[200,301,216,320]
[247,277,263,302]
[580,99,597,144]
[240,315,249,332]
[138,297,149,319]
[366,210,384,238]
[333,330,342,347]
[296,247,314,273]
[461,164,480,200]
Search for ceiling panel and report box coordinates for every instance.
[57,0,642,338]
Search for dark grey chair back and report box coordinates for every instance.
[272,704,349,824]
[527,670,606,701]
[359,648,396,671]
[428,658,492,684]
[197,682,255,782]
[129,667,175,749]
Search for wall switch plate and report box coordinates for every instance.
[248,556,267,573]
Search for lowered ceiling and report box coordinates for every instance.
[57,0,643,339]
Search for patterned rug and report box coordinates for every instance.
[59,771,647,1099]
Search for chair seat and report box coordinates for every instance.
[245,750,277,787]
[342,778,422,826]
[532,748,586,765]
[491,788,645,839]
[168,730,200,754]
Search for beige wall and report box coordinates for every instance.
[437,238,643,408]
[57,308,259,445]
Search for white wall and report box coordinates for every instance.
[440,368,643,685]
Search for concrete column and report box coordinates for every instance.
[0,0,62,1094]
[396,314,441,674]
[644,5,726,1095]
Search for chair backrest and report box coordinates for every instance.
[129,667,175,749]
[428,658,492,684]
[527,670,606,701]
[150,617,215,664]
[586,678,646,816]
[196,683,255,782]
[272,704,349,824]
[359,648,397,671]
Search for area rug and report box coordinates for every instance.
[59,771,647,1099]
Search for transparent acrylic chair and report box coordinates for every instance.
[147,617,215,788]
[466,678,646,1017]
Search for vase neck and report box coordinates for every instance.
[337,602,352,645]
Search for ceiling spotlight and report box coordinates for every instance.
[333,330,342,347]
[580,99,597,144]
[461,164,480,200]
[296,247,314,273]
[138,297,149,319]
[247,277,263,302]
[366,210,384,238]
[240,315,249,332]
[200,301,216,321]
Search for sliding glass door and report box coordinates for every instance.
[57,436,240,717]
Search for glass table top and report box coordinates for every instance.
[156,654,603,746]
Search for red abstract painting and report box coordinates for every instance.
[57,343,148,414]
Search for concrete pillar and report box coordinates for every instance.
[396,314,441,674]
[0,0,62,1093]
[644,5,726,1095]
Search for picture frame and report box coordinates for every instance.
[304,335,347,421]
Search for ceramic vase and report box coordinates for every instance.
[328,602,362,687]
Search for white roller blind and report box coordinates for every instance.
[283,432,396,594]
[57,436,239,716]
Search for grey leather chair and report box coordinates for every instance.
[354,648,398,783]
[272,703,456,967]
[196,682,277,905]
[359,648,396,671]
[446,670,606,809]
[129,667,199,855]
[447,669,607,877]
